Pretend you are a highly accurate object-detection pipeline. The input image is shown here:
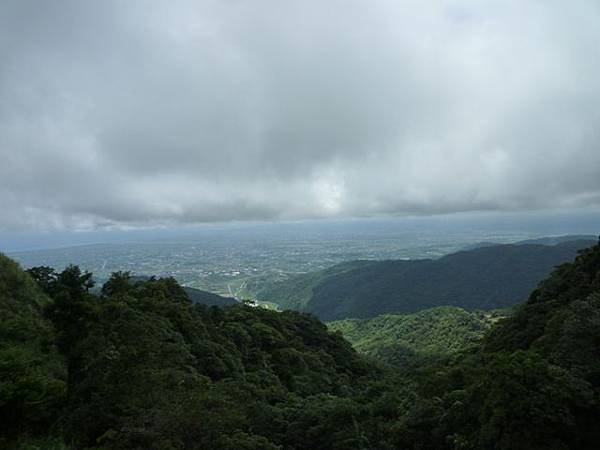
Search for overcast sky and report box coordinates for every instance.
[1,0,599,231]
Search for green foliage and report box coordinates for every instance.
[4,258,378,448]
[259,240,594,320]
[2,239,600,449]
[100,271,133,298]
[392,240,600,450]
[328,306,506,366]
[0,254,66,442]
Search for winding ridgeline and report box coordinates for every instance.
[255,238,596,320]
[2,239,600,449]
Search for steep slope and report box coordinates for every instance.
[261,239,595,320]
[4,260,376,449]
[328,306,506,366]
[0,255,66,442]
[393,239,600,450]
[484,238,600,354]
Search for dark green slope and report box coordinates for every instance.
[399,238,600,450]
[254,260,374,311]
[183,286,237,306]
[0,255,66,442]
[263,239,595,320]
[1,257,376,449]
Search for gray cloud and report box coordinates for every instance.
[1,0,600,230]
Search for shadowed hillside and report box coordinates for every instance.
[259,239,595,320]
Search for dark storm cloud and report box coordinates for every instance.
[1,0,600,230]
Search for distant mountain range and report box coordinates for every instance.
[461,234,596,250]
[257,236,597,320]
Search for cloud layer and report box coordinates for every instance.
[1,0,599,230]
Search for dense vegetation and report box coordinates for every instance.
[97,276,237,307]
[1,259,378,449]
[258,239,594,320]
[0,258,66,442]
[2,238,600,449]
[406,238,600,449]
[328,306,507,366]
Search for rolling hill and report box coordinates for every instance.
[257,238,596,320]
[328,306,507,366]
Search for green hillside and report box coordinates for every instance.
[253,260,373,311]
[398,237,600,449]
[328,306,508,366]
[259,239,594,320]
[124,275,237,307]
[0,258,66,440]
[1,254,377,449]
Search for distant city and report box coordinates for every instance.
[6,214,598,299]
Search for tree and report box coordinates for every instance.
[100,271,133,298]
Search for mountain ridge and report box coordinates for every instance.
[257,238,596,320]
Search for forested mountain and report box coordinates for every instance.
[0,256,66,439]
[258,239,595,320]
[253,260,370,311]
[328,306,507,366]
[407,238,600,449]
[1,255,375,449]
[2,239,600,449]
[462,234,596,250]
[121,275,237,307]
